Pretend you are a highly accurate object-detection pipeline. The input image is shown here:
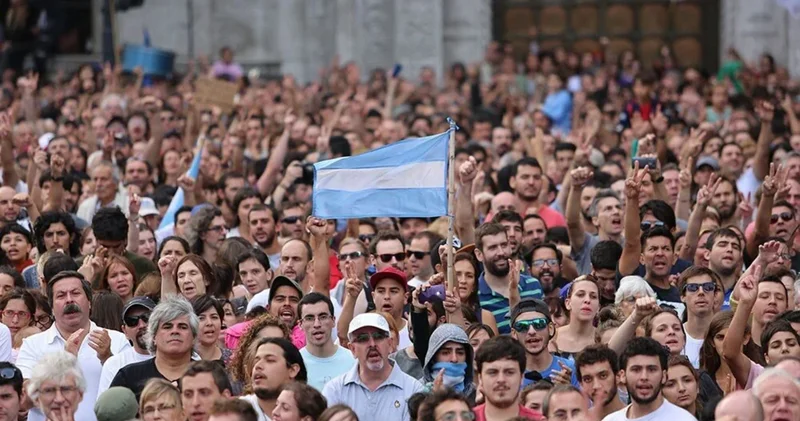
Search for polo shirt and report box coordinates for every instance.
[322,361,423,421]
[478,272,543,334]
[17,322,131,421]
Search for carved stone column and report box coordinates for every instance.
[357,0,395,79]
[443,0,491,70]
[393,0,444,83]
[278,0,307,82]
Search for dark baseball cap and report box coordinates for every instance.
[268,276,304,303]
[369,266,408,291]
[121,296,156,319]
[508,298,551,323]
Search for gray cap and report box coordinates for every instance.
[94,387,138,421]
[696,155,720,171]
[121,296,156,319]
[508,298,551,323]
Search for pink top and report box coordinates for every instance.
[473,404,543,421]
[224,321,305,350]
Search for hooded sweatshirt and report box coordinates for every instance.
[422,324,476,401]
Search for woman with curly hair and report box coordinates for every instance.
[229,313,290,394]
[184,206,227,263]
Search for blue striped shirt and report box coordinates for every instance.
[478,272,543,334]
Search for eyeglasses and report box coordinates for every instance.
[358,234,375,243]
[437,411,476,421]
[2,309,29,320]
[512,317,549,333]
[777,253,792,261]
[770,212,794,224]
[683,282,717,293]
[406,250,427,260]
[34,314,53,329]
[123,313,150,327]
[281,216,302,224]
[205,225,226,233]
[142,403,177,416]
[532,258,558,267]
[641,221,665,231]
[351,331,389,343]
[378,253,406,263]
[301,313,332,324]
[340,251,365,261]
[39,385,78,399]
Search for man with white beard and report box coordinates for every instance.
[323,313,423,421]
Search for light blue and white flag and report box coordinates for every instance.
[312,130,451,219]
[158,139,204,231]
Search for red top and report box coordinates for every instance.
[473,404,543,421]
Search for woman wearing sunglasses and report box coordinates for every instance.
[552,275,599,358]
[0,288,35,361]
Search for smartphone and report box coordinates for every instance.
[632,156,656,169]
[419,284,445,304]
[392,63,403,78]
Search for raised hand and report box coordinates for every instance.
[758,240,782,265]
[0,112,11,141]
[442,286,462,314]
[459,156,479,185]
[651,105,668,135]
[128,192,141,218]
[736,193,754,221]
[284,161,303,184]
[64,328,87,356]
[624,161,648,199]
[343,261,363,299]
[50,154,66,177]
[696,172,722,207]
[632,296,658,323]
[12,193,31,209]
[33,150,49,172]
[306,216,328,238]
[570,167,594,188]
[550,360,573,385]
[762,163,782,197]
[679,157,693,190]
[88,329,112,362]
[736,264,761,306]
[757,101,775,123]
[158,254,178,278]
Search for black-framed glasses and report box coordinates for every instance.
[358,234,375,243]
[35,314,53,329]
[281,216,302,224]
[406,250,427,259]
[123,314,150,327]
[641,221,665,231]
[378,253,406,263]
[770,212,794,224]
[683,282,717,294]
[340,251,365,261]
[532,259,558,267]
[351,331,389,343]
[512,317,549,333]
[436,411,476,421]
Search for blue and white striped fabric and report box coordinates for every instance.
[158,141,203,230]
[312,130,451,219]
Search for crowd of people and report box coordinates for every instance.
[0,34,796,421]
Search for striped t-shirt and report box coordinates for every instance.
[478,272,543,334]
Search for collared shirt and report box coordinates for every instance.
[76,189,129,223]
[478,272,543,334]
[17,322,131,421]
[322,361,423,421]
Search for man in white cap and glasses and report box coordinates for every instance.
[322,313,423,421]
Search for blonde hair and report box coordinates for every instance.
[377,311,400,350]
[139,378,182,417]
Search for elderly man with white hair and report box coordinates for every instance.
[76,161,129,222]
[615,275,657,318]
[714,390,764,421]
[27,351,86,421]
[110,295,198,401]
[752,367,800,421]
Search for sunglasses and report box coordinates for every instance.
[406,250,427,259]
[351,331,389,344]
[512,317,549,333]
[281,216,302,224]
[340,251,364,261]
[641,221,665,231]
[683,282,717,293]
[378,253,406,263]
[770,212,794,224]
[0,367,19,380]
[358,234,375,243]
[532,258,558,267]
[123,314,150,327]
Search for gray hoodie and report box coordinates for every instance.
[422,324,476,399]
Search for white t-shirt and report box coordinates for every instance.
[602,399,697,421]
[398,321,411,350]
[240,394,271,421]
[97,348,153,395]
[682,329,704,369]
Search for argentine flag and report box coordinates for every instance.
[312,130,451,219]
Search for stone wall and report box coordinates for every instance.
[114,0,492,83]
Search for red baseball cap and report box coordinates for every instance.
[369,266,408,291]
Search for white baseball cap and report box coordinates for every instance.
[347,313,390,341]
[139,197,159,217]
[38,133,55,150]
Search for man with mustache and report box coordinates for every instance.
[567,167,624,275]
[248,204,282,270]
[323,314,423,421]
[575,345,625,420]
[529,244,564,296]
[241,337,307,420]
[473,335,542,421]
[510,299,578,387]
[602,337,696,421]
[17,271,130,421]
[97,297,155,394]
[705,228,744,310]
[475,223,543,334]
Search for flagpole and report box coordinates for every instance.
[446,118,457,322]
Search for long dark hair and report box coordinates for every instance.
[454,252,480,311]
[90,290,124,331]
[699,310,761,377]
[172,254,219,296]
